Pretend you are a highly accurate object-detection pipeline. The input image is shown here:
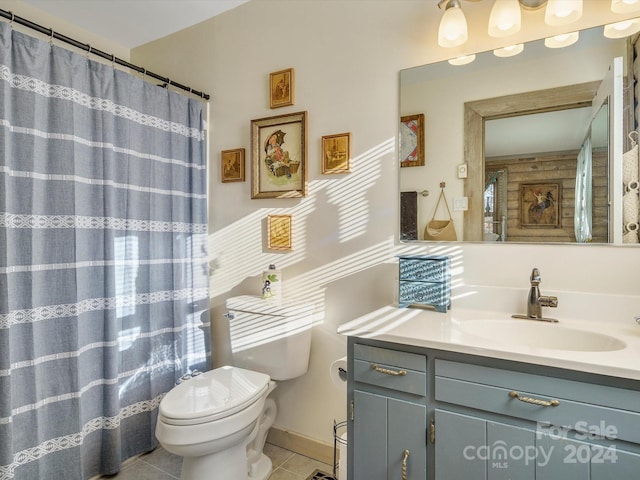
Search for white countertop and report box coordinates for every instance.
[337,305,640,381]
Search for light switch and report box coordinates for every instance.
[453,197,468,211]
[457,163,468,179]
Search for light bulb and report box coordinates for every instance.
[604,17,640,37]
[489,0,522,37]
[448,54,476,65]
[438,3,468,47]
[493,44,524,57]
[545,0,583,26]
[544,31,580,48]
[611,0,640,14]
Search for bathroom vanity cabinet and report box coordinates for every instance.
[351,344,427,480]
[347,337,640,480]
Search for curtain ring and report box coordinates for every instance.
[111,53,115,67]
[141,68,146,79]
[86,45,92,59]
[49,28,54,45]
[9,11,14,28]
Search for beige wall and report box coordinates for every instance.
[3,0,130,61]
[124,0,640,447]
[8,0,640,451]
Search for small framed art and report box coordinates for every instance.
[251,111,307,199]
[321,132,351,174]
[399,113,425,168]
[221,148,245,182]
[267,214,292,251]
[520,183,561,228]
[270,68,295,109]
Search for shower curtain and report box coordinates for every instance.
[574,137,592,243]
[0,22,209,479]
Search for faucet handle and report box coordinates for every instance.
[540,296,558,308]
[530,268,541,285]
[635,316,640,325]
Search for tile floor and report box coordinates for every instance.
[101,443,334,480]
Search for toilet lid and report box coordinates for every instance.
[159,366,270,426]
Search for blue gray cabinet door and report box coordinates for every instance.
[591,445,640,478]
[435,409,487,480]
[353,390,426,480]
[536,434,589,480]
[388,397,427,480]
[354,390,387,480]
[435,409,537,480]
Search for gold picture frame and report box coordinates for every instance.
[399,113,425,168]
[221,148,245,182]
[251,111,307,199]
[270,68,295,109]
[520,183,561,228]
[321,132,352,174]
[267,214,292,251]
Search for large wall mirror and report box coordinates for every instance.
[399,25,637,245]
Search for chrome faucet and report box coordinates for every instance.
[512,268,559,323]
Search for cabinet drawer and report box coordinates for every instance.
[399,280,450,306]
[435,360,640,444]
[354,344,426,396]
[399,256,449,282]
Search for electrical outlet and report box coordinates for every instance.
[457,163,468,179]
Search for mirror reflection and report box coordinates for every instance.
[399,26,635,244]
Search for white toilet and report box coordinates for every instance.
[156,295,313,480]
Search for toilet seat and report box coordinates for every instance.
[159,366,270,426]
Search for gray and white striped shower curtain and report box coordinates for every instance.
[0,22,209,479]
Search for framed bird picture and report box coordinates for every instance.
[251,111,308,199]
[520,183,561,228]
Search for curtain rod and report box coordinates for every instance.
[0,8,210,100]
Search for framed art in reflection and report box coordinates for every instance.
[400,113,424,168]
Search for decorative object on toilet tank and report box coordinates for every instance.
[262,264,282,301]
[398,255,451,312]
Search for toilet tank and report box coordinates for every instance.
[225,295,313,381]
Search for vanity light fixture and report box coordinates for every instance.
[438,0,468,47]
[603,17,640,37]
[611,0,640,14]
[448,54,476,65]
[493,43,524,57]
[544,0,583,26]
[544,31,579,48]
[488,0,522,37]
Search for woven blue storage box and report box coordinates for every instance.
[398,255,451,312]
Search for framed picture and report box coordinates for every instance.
[221,148,245,182]
[251,111,307,199]
[399,113,424,168]
[270,68,295,109]
[322,132,351,174]
[267,214,292,251]
[520,183,561,227]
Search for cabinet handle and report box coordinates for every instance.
[401,449,410,480]
[371,364,407,376]
[509,390,560,407]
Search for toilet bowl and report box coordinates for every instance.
[156,296,313,480]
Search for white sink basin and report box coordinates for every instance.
[460,319,626,352]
